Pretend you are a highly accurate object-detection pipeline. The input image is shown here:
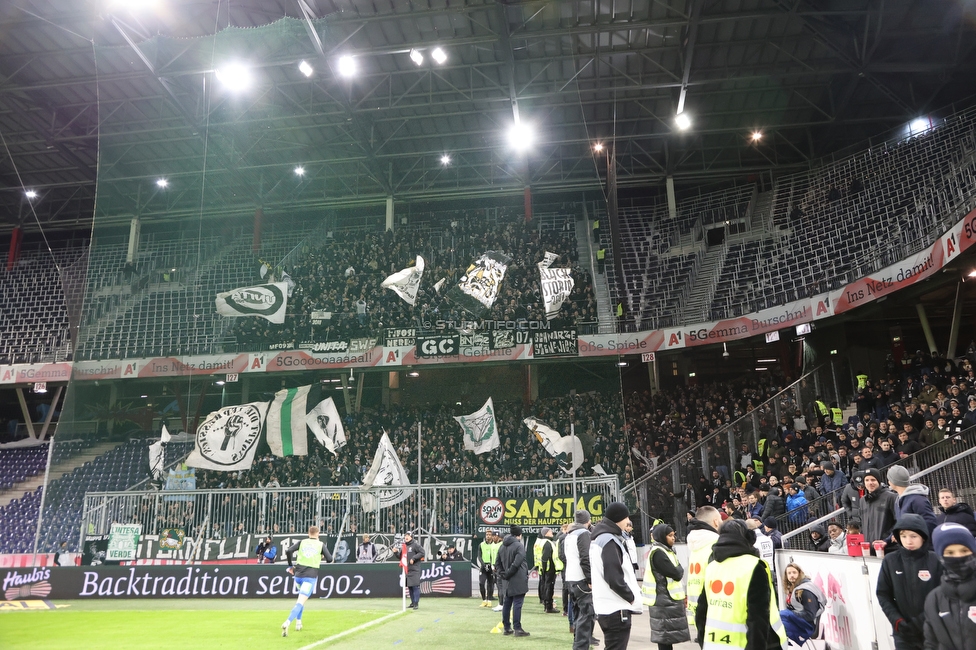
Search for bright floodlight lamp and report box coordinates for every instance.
[751,131,763,141]
[294,166,305,177]
[215,63,251,91]
[25,189,37,199]
[337,55,357,78]
[508,121,534,152]
[299,60,313,77]
[431,47,447,64]
[156,178,168,188]
[910,117,930,134]
[440,154,451,166]
[593,142,604,152]
[409,49,424,66]
[675,112,692,131]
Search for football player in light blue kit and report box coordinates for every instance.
[282,525,333,636]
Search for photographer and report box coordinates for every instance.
[256,536,277,564]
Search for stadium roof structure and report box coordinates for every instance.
[0,0,975,232]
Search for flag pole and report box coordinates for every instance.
[570,421,577,507]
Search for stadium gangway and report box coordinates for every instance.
[772,422,976,536]
[621,363,851,543]
[781,438,976,552]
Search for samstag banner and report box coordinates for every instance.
[477,492,605,533]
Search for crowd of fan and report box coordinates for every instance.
[233,212,597,350]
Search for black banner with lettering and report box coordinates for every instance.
[532,330,578,358]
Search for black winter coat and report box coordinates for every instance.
[764,494,786,520]
[646,542,691,645]
[936,503,976,536]
[876,546,942,642]
[393,539,426,587]
[924,573,976,650]
[496,534,528,596]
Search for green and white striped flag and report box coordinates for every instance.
[266,386,312,456]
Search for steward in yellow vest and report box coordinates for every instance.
[641,523,691,646]
[536,528,562,613]
[694,519,787,650]
[685,506,722,629]
[830,405,843,426]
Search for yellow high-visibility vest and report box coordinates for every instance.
[533,538,546,569]
[856,374,868,390]
[641,543,685,607]
[685,537,717,627]
[831,408,843,425]
[700,554,786,650]
[815,401,829,416]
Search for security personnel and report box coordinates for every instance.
[814,397,830,429]
[642,523,691,647]
[685,507,722,629]
[830,402,844,427]
[478,530,499,607]
[856,373,868,391]
[281,525,333,636]
[694,519,786,650]
[590,502,642,650]
[597,247,606,273]
[538,527,562,613]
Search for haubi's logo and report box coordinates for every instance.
[197,404,263,466]
[3,568,51,601]
[226,285,284,316]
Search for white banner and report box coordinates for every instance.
[449,250,511,315]
[360,432,413,513]
[215,282,288,324]
[306,397,347,456]
[381,255,425,306]
[185,402,270,471]
[523,416,584,475]
[538,252,575,321]
[106,524,142,562]
[148,424,172,480]
[265,385,311,457]
[454,397,500,455]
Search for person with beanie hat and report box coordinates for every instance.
[888,465,938,535]
[859,468,897,554]
[495,525,530,636]
[641,523,690,649]
[764,486,786,521]
[923,523,976,649]
[762,517,783,549]
[819,461,848,498]
[876,514,943,649]
[590,502,642,649]
[694,519,787,650]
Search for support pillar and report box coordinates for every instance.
[38,386,64,441]
[947,282,964,358]
[252,207,263,254]
[916,303,938,354]
[126,218,141,264]
[16,387,37,440]
[385,195,395,231]
[523,185,533,223]
[647,357,660,396]
[6,225,23,272]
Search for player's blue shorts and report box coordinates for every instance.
[294,576,316,597]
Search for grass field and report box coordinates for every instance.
[0,597,592,650]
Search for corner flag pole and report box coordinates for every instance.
[570,421,577,506]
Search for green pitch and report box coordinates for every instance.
[0,597,589,650]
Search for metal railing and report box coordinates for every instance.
[622,362,853,542]
[80,475,619,551]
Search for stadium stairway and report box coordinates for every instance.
[576,213,614,326]
[679,244,727,323]
[0,441,121,508]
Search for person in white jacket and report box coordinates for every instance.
[826,521,847,554]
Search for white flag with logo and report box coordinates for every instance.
[447,250,511,316]
[538,252,575,321]
[266,386,312,457]
[360,432,413,513]
[523,416,585,475]
[381,255,425,306]
[149,424,172,480]
[185,402,270,471]
[306,397,347,456]
[454,397,500,455]
[215,282,288,324]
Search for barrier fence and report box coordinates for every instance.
[623,361,853,541]
[80,475,619,555]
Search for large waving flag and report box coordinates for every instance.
[381,255,425,306]
[361,432,413,513]
[266,386,313,456]
[148,424,172,480]
[538,252,575,321]
[186,402,270,471]
[306,397,347,456]
[215,282,288,324]
[454,398,500,455]
[447,250,511,316]
[523,416,585,475]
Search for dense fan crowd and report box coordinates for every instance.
[233,212,598,349]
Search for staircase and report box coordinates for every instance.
[0,442,122,508]
[750,190,775,233]
[679,245,727,323]
[577,210,615,326]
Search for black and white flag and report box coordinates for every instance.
[306,397,347,456]
[454,398,500,455]
[148,424,172,480]
[380,255,425,306]
[360,432,413,512]
[538,252,575,321]
[523,416,585,475]
[447,250,511,316]
[215,282,288,324]
[185,402,270,471]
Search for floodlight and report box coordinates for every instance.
[508,121,534,152]
[440,154,451,166]
[294,166,305,177]
[675,112,692,130]
[156,178,168,188]
[25,189,37,199]
[593,142,604,152]
[751,131,763,141]
[969,269,976,278]
[431,47,447,64]
[215,63,251,91]
[910,118,930,133]
[337,55,357,78]
[299,60,313,77]
[409,49,424,66]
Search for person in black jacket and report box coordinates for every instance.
[496,525,530,637]
[392,531,425,610]
[923,523,976,649]
[876,514,942,649]
[644,523,690,650]
[935,488,976,535]
[808,524,830,552]
[764,487,786,521]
